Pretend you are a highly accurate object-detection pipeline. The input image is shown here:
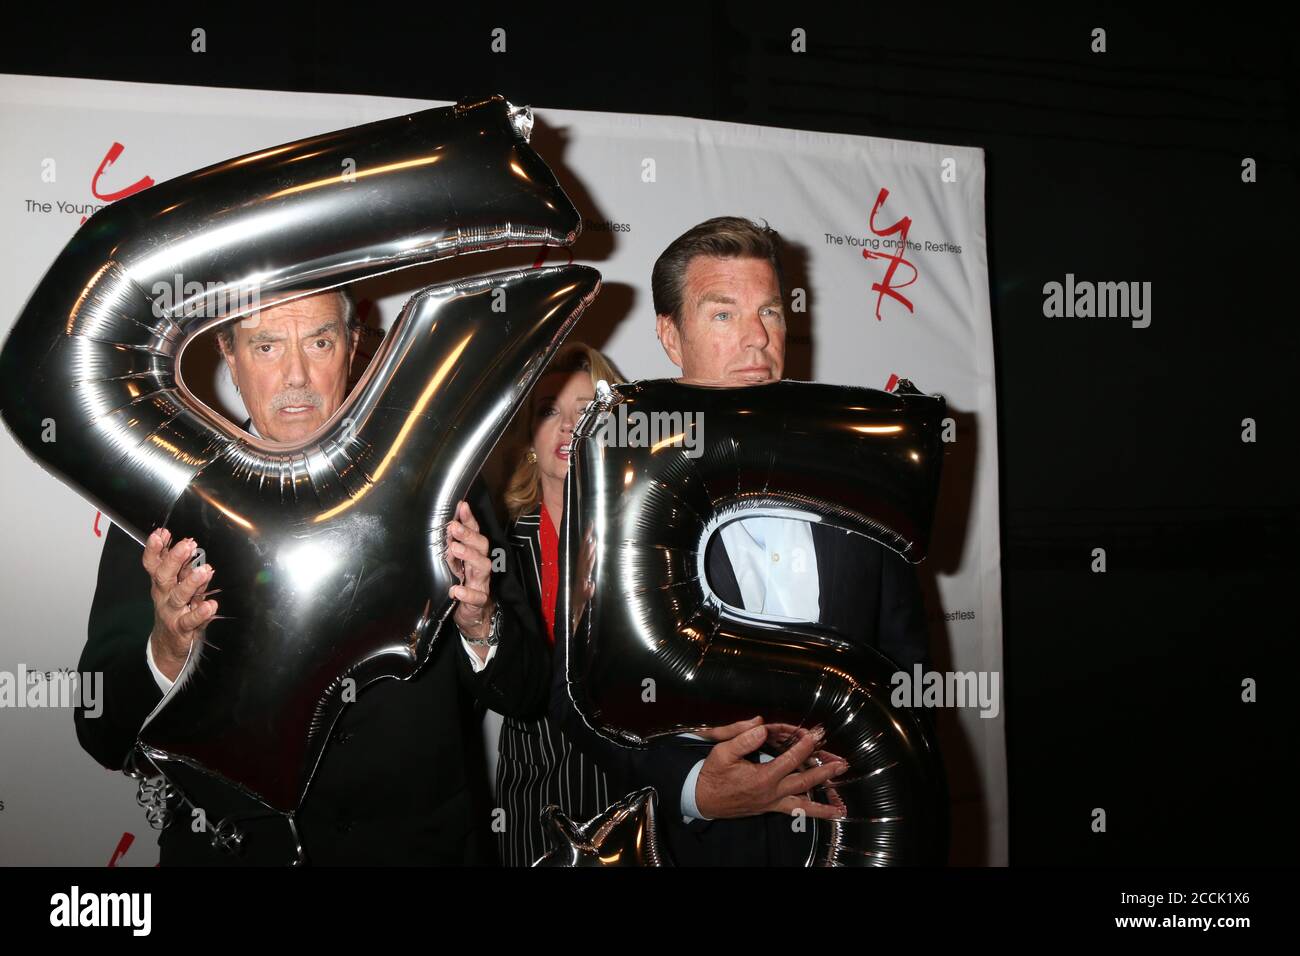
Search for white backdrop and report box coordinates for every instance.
[0,74,1005,865]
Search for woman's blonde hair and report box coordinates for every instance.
[503,342,622,521]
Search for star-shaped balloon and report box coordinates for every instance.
[0,96,600,819]
[534,787,670,867]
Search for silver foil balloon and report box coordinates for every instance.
[0,95,601,818]
[534,787,669,867]
[560,378,948,866]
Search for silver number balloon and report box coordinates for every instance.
[0,95,601,821]
[534,788,669,867]
[560,378,948,866]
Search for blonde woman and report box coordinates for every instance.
[496,342,622,866]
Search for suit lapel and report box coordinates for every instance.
[810,522,838,626]
[509,506,543,613]
[705,530,744,608]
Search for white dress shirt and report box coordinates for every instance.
[145,420,496,693]
[678,515,821,821]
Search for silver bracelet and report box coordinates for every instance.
[460,605,501,647]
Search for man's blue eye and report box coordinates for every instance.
[714,312,730,321]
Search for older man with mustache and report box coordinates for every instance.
[75,288,549,865]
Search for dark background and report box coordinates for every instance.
[4,4,1295,866]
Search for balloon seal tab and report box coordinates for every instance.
[507,102,534,142]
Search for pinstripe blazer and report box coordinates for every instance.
[495,505,611,866]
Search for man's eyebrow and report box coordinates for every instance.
[697,292,738,307]
[695,292,782,309]
[245,321,341,344]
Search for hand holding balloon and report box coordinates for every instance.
[143,529,218,684]
[759,721,847,766]
[446,500,496,657]
[693,718,848,821]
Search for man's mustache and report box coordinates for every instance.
[271,390,323,411]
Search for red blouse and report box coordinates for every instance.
[539,505,559,647]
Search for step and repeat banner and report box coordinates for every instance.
[0,74,1005,865]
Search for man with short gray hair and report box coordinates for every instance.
[76,287,549,865]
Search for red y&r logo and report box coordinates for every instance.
[863,187,918,321]
[107,831,160,867]
[74,141,155,226]
[91,142,155,203]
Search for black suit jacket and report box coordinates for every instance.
[551,520,934,866]
[491,507,611,866]
[75,478,548,866]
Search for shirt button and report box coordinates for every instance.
[771,552,780,563]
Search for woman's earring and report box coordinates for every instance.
[526,449,538,464]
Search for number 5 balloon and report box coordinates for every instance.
[559,378,948,866]
[0,96,600,832]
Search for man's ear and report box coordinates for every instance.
[217,332,240,389]
[347,325,362,367]
[655,313,684,370]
